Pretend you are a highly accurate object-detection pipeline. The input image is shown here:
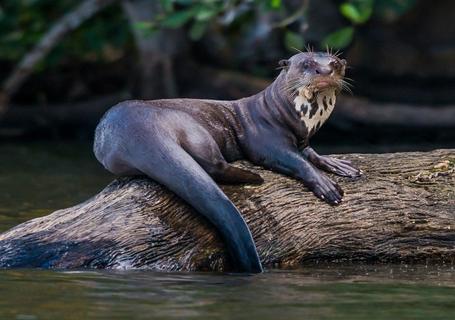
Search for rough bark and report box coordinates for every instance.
[0,149,454,271]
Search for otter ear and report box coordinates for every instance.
[278,59,290,70]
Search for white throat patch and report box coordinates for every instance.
[293,87,336,134]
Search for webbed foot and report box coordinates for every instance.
[314,156,361,178]
[302,167,344,205]
[303,147,362,179]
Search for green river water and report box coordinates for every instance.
[0,142,454,320]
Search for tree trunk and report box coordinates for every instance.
[121,0,185,99]
[0,149,454,271]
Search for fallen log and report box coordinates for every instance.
[0,149,454,271]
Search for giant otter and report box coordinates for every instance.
[93,51,361,273]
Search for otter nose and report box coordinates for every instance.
[315,65,332,76]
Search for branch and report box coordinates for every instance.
[271,0,310,29]
[0,149,453,270]
[0,0,117,117]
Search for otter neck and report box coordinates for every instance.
[246,72,337,141]
[293,87,336,137]
[254,73,306,139]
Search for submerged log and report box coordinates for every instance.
[0,149,454,271]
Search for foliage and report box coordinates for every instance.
[323,27,354,50]
[146,0,417,50]
[0,0,418,72]
[340,0,374,24]
[0,0,131,66]
[324,0,417,49]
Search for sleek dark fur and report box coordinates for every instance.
[93,52,361,273]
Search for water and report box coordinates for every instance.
[0,266,454,320]
[0,142,454,320]
[0,142,111,232]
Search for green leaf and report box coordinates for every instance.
[194,8,217,21]
[271,0,281,9]
[189,21,208,40]
[340,1,373,24]
[284,31,304,52]
[340,3,362,23]
[322,27,354,49]
[161,9,195,28]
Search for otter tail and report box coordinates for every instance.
[129,141,263,273]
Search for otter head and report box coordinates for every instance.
[278,52,348,133]
[279,51,347,98]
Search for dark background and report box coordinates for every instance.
[0,0,454,152]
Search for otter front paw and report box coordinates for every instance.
[315,156,362,179]
[305,172,344,205]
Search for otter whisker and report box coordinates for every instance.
[340,79,354,87]
[344,78,353,86]
[282,81,307,96]
[340,82,353,95]
[343,87,353,95]
[282,84,302,96]
[283,78,306,90]
[331,49,342,58]
[305,44,314,54]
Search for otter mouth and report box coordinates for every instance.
[311,78,340,91]
[297,79,339,100]
[314,80,334,90]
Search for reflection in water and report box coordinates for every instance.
[0,266,454,320]
[0,143,454,319]
[0,142,111,232]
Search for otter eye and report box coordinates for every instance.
[302,61,311,69]
[278,59,290,69]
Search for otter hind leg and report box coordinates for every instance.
[124,138,262,273]
[212,164,264,185]
[196,158,263,185]
[97,109,262,272]
[181,131,263,185]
